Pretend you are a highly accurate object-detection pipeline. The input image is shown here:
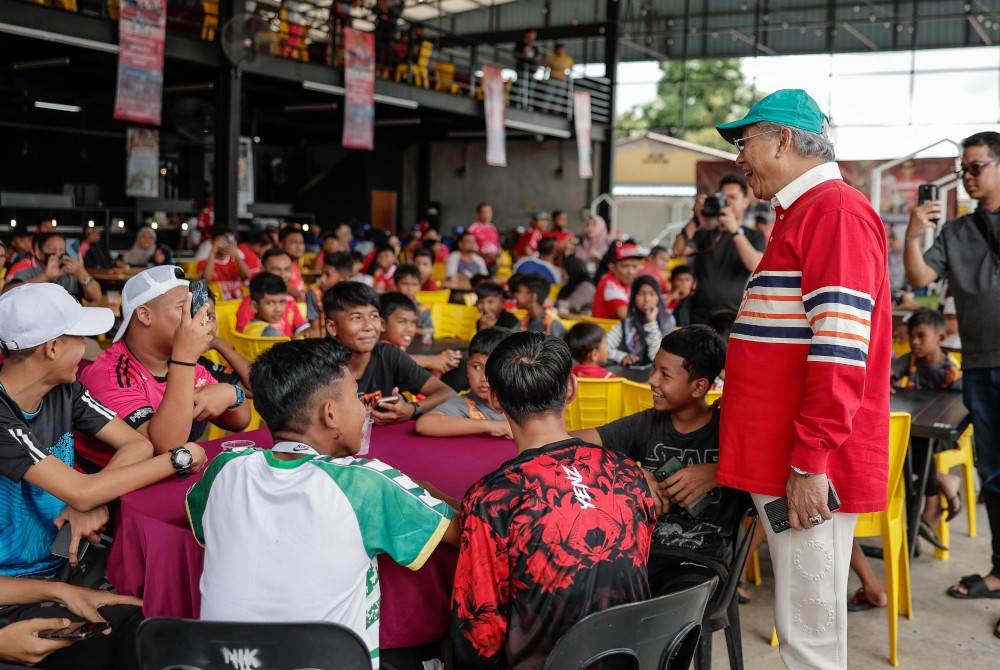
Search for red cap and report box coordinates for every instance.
[615,244,644,261]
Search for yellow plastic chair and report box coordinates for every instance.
[853,411,913,667]
[433,61,462,94]
[622,379,654,415]
[547,284,563,303]
[565,378,624,431]
[204,398,265,441]
[395,40,433,87]
[213,299,241,342]
[200,0,218,40]
[580,315,619,332]
[557,317,579,332]
[934,425,977,560]
[705,388,722,407]
[417,289,451,305]
[226,329,289,362]
[300,252,316,269]
[892,341,909,358]
[179,260,199,278]
[431,263,446,282]
[429,303,479,340]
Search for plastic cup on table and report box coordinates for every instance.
[422,328,434,346]
[220,439,256,452]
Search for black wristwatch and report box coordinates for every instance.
[409,401,423,420]
[170,446,194,479]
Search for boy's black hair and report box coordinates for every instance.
[485,331,572,425]
[512,272,550,304]
[278,225,304,243]
[349,250,365,263]
[394,263,421,284]
[670,264,694,280]
[962,131,1000,159]
[564,322,606,364]
[208,224,229,240]
[474,280,506,300]
[536,236,556,257]
[719,173,748,197]
[251,231,273,248]
[476,202,490,213]
[251,338,352,433]
[706,310,736,342]
[907,307,947,332]
[322,281,378,316]
[649,245,668,257]
[31,232,61,251]
[469,327,512,357]
[379,291,418,320]
[659,325,726,384]
[413,247,434,262]
[261,247,290,265]
[249,272,287,302]
[324,251,354,276]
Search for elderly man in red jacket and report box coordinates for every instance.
[715,90,891,670]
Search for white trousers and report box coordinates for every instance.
[752,493,858,670]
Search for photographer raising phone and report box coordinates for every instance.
[7,233,101,303]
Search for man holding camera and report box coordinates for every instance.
[9,233,101,303]
[672,173,765,324]
[904,132,1000,628]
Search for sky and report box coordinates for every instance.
[609,46,1000,161]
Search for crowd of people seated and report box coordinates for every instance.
[0,126,995,669]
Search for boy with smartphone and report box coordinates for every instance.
[573,326,749,595]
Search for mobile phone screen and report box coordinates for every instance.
[39,621,110,640]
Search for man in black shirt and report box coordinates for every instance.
[672,173,766,324]
[323,281,455,424]
[574,326,749,594]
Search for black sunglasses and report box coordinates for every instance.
[955,160,999,178]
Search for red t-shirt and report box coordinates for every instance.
[235,295,308,337]
[468,222,500,260]
[197,246,261,301]
[514,229,542,259]
[639,263,668,293]
[591,274,630,319]
[571,363,617,379]
[421,278,440,291]
[717,176,891,513]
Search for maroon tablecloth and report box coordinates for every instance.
[105,422,516,648]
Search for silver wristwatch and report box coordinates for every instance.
[791,465,818,478]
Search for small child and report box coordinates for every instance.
[202,290,252,391]
[566,322,616,379]
[606,275,674,368]
[279,225,307,301]
[891,307,961,391]
[511,273,566,338]
[379,292,461,377]
[413,248,439,291]
[475,280,519,331]
[667,264,695,327]
[394,263,434,335]
[415,327,513,438]
[372,246,398,294]
[242,273,292,338]
[350,250,374,287]
[592,244,645,320]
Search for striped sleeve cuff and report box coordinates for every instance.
[803,285,874,368]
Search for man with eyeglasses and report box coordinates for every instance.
[713,89,892,670]
[905,132,1000,626]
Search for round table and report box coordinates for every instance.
[105,422,517,648]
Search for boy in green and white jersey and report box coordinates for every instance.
[186,338,458,668]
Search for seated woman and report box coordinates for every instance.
[605,275,674,368]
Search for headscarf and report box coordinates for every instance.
[575,214,610,262]
[122,226,158,266]
[622,275,675,364]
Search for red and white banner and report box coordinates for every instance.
[113,0,166,126]
[342,28,375,151]
[573,90,593,179]
[483,65,507,167]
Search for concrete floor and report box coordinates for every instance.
[709,502,999,669]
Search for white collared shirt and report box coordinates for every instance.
[771,161,843,210]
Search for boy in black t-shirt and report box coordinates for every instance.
[323,281,455,424]
[474,280,519,332]
[574,325,750,595]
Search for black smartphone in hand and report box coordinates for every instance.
[38,621,110,640]
[50,523,89,562]
[189,280,209,318]
[764,481,842,534]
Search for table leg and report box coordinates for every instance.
[906,438,936,558]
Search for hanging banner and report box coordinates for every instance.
[342,28,375,150]
[573,90,593,179]
[113,0,166,126]
[125,127,159,197]
[483,65,507,167]
[238,137,255,217]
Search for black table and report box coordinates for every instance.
[889,389,972,558]
[605,364,652,384]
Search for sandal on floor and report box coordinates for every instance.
[919,520,949,551]
[946,574,1000,599]
[848,587,879,612]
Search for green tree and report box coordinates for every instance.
[618,59,766,151]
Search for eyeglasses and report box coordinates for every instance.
[955,160,1000,178]
[734,129,779,153]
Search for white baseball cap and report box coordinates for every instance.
[0,283,115,351]
[113,265,190,343]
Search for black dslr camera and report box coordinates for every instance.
[700,192,728,218]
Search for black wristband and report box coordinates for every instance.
[168,359,197,367]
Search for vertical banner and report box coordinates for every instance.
[483,65,507,167]
[573,90,593,179]
[113,0,166,125]
[237,137,255,217]
[125,127,159,197]
[342,28,375,150]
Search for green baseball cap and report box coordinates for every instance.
[716,88,827,145]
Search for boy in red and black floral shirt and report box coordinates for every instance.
[450,332,655,669]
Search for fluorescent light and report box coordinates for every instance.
[51,219,57,226]
[181,222,189,231]
[34,101,81,113]
[373,93,419,110]
[151,221,158,230]
[505,119,572,139]
[305,81,419,109]
[303,81,345,95]
[117,219,125,228]
[0,22,119,54]
[9,219,15,227]
[87,220,95,227]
